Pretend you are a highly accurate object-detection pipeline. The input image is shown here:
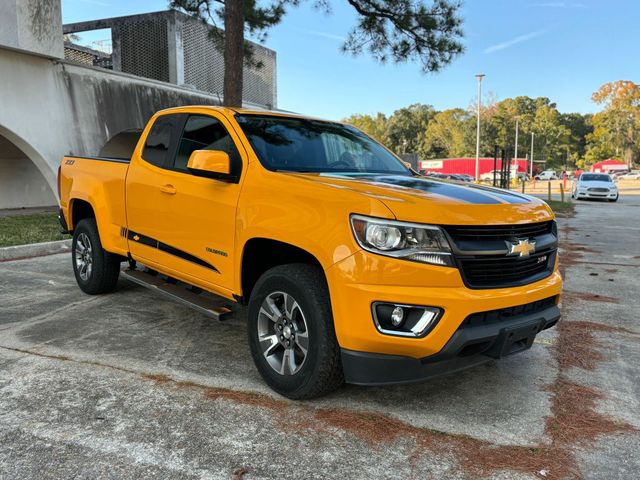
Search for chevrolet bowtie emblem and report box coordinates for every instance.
[507,238,536,257]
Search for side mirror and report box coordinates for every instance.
[187,150,237,182]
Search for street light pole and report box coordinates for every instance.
[475,73,485,181]
[530,132,535,178]
[514,117,519,163]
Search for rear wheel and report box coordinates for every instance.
[248,264,343,399]
[72,218,121,294]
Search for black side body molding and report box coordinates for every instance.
[127,230,219,273]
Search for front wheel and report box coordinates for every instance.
[247,264,343,399]
[72,218,121,294]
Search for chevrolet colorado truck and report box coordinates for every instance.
[58,106,562,399]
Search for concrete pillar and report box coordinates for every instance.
[111,26,122,72]
[167,12,185,85]
[0,0,63,59]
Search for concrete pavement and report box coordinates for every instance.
[0,196,639,479]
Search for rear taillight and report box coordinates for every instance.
[57,165,62,200]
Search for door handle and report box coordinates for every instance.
[160,184,177,195]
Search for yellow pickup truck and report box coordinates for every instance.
[58,106,562,398]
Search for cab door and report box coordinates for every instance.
[144,111,246,293]
[126,112,187,270]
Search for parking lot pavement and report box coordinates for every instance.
[1,198,639,479]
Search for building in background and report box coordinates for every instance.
[419,158,532,178]
[590,159,628,173]
[63,10,277,109]
[0,1,278,210]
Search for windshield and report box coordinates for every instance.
[581,174,612,182]
[235,114,411,175]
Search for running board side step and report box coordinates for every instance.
[121,268,233,321]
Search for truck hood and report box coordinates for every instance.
[290,173,554,225]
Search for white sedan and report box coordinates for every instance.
[572,173,619,202]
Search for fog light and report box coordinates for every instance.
[391,307,404,326]
[373,302,443,338]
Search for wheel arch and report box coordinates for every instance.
[69,198,96,231]
[239,238,326,304]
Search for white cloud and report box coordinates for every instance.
[293,28,345,42]
[483,30,547,54]
[529,2,588,8]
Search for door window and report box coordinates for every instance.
[142,114,184,168]
[173,115,242,175]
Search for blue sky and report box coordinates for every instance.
[62,0,640,121]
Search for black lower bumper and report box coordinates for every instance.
[341,304,560,386]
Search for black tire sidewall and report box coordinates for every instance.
[247,265,337,398]
[72,218,117,294]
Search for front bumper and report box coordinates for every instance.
[326,250,563,359]
[575,191,617,200]
[341,302,560,385]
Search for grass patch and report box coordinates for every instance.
[0,213,68,247]
[545,199,575,214]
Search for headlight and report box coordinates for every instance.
[350,215,454,266]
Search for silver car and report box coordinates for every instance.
[572,173,619,202]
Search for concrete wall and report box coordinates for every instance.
[0,134,56,208]
[0,47,229,207]
[0,0,63,59]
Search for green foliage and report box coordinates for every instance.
[343,112,391,144]
[544,200,575,215]
[171,0,465,73]
[347,94,600,171]
[386,104,436,153]
[0,213,67,247]
[171,0,289,67]
[422,108,474,158]
[585,80,640,168]
[343,103,435,154]
[342,0,464,72]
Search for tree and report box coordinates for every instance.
[342,112,390,144]
[386,104,436,153]
[422,108,473,158]
[171,0,464,106]
[530,105,571,169]
[588,80,640,168]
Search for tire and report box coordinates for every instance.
[72,218,121,294]
[247,264,343,399]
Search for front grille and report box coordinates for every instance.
[462,296,558,328]
[587,187,609,192]
[457,250,555,288]
[443,222,557,289]
[444,221,553,242]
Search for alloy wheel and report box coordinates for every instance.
[257,291,309,375]
[75,232,93,281]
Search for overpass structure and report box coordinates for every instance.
[0,0,277,210]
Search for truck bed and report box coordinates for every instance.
[59,156,130,257]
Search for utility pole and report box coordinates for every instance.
[514,117,520,162]
[530,132,535,178]
[475,73,485,181]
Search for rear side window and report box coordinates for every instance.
[142,115,182,167]
[173,115,242,175]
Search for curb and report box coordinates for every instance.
[0,239,72,262]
